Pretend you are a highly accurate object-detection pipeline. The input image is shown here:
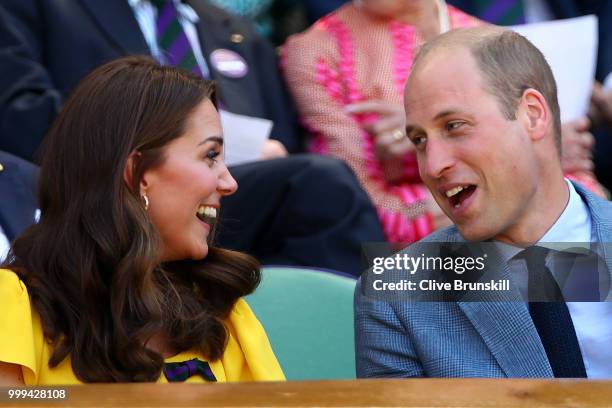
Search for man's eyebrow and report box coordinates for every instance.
[198,136,224,146]
[433,109,461,121]
[405,109,465,133]
[405,124,421,135]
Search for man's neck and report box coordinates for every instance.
[494,175,570,246]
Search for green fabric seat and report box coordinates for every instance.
[246,266,357,380]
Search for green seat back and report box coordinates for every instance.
[246,266,356,380]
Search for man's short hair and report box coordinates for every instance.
[410,27,562,151]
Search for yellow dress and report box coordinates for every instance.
[0,269,285,384]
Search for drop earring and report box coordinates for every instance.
[142,193,150,211]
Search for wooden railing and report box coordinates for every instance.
[2,379,611,407]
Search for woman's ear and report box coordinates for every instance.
[123,151,146,193]
[519,88,550,141]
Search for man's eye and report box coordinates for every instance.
[446,121,465,131]
[411,134,427,147]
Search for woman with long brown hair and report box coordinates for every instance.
[0,56,283,384]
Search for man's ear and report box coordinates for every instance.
[123,151,148,194]
[519,88,550,141]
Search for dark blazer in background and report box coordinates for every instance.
[0,150,38,242]
[0,0,301,161]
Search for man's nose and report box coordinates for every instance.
[421,138,456,180]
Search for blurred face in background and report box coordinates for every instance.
[357,0,429,20]
[141,99,238,262]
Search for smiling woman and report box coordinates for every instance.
[0,56,283,384]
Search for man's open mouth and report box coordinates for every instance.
[445,185,476,209]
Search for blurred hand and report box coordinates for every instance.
[346,100,414,183]
[589,82,612,128]
[260,139,288,160]
[561,117,595,174]
[346,100,413,160]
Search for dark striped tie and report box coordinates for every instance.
[151,0,205,77]
[473,0,526,25]
[519,246,587,378]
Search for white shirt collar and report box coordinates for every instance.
[539,179,592,245]
[495,179,592,261]
[128,0,199,24]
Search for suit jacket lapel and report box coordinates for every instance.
[79,0,150,55]
[456,242,554,377]
[187,0,262,115]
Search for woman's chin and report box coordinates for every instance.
[191,244,209,261]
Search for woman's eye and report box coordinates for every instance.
[206,150,220,163]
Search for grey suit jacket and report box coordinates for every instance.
[355,182,612,378]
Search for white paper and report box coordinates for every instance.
[219,110,272,166]
[512,15,598,122]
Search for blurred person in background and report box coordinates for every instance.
[207,0,308,45]
[0,57,284,385]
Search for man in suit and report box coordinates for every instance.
[0,0,384,275]
[355,26,612,378]
[0,151,38,262]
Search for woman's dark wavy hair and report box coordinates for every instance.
[4,56,261,382]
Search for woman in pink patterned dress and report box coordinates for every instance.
[282,1,481,243]
[282,0,605,243]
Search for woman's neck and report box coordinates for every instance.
[358,0,443,41]
[396,0,439,24]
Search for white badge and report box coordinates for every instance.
[210,49,248,78]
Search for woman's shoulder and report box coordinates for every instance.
[228,297,257,324]
[0,268,29,300]
[0,268,46,385]
[224,298,285,381]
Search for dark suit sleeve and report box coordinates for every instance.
[0,3,62,162]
